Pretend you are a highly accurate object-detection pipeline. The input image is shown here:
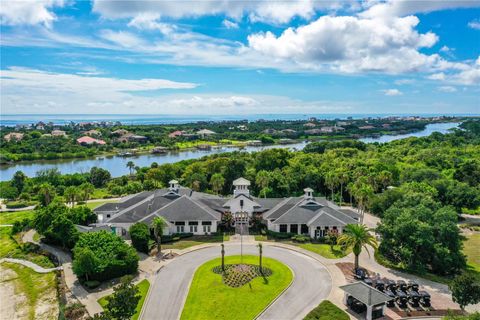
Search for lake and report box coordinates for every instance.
[0,122,459,181]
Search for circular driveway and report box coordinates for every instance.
[141,243,332,320]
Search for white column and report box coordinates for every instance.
[366,305,373,320]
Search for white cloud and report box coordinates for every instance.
[222,19,239,29]
[468,19,480,30]
[99,30,146,48]
[438,86,457,93]
[92,0,349,24]
[394,79,415,85]
[127,13,175,34]
[170,96,258,109]
[360,0,480,19]
[0,0,64,27]
[382,89,403,96]
[426,57,480,85]
[427,72,446,81]
[248,15,442,74]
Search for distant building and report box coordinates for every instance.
[77,136,106,145]
[116,133,148,143]
[51,130,67,137]
[262,128,277,134]
[304,122,316,128]
[3,132,24,142]
[83,129,102,137]
[197,129,216,138]
[151,146,168,154]
[112,129,130,136]
[35,122,45,130]
[359,125,375,130]
[304,129,322,135]
[247,140,262,146]
[168,130,185,138]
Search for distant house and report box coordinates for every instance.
[116,133,148,143]
[168,130,184,138]
[197,129,216,138]
[77,136,106,145]
[304,122,316,128]
[262,128,277,134]
[320,126,345,133]
[304,129,322,135]
[35,122,45,130]
[151,146,168,154]
[112,129,130,136]
[278,138,294,144]
[51,130,67,137]
[359,125,375,130]
[83,129,102,137]
[3,132,24,142]
[247,140,262,146]
[281,129,297,134]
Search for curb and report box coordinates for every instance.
[137,278,153,320]
[253,263,295,320]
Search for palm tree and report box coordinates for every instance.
[338,224,378,271]
[153,216,168,255]
[258,242,263,273]
[336,168,349,206]
[324,171,338,203]
[38,183,56,206]
[64,186,78,207]
[221,243,225,272]
[256,170,271,198]
[126,161,135,175]
[79,183,94,202]
[210,173,225,195]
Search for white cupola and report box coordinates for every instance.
[304,187,314,199]
[233,177,251,197]
[169,179,179,192]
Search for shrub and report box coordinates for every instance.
[6,201,29,209]
[73,231,139,282]
[291,235,310,243]
[266,230,296,240]
[84,280,101,289]
[129,223,150,253]
[303,300,349,320]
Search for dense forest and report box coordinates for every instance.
[2,120,479,278]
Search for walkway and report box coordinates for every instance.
[0,258,63,273]
[142,243,333,320]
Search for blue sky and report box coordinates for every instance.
[1,0,479,115]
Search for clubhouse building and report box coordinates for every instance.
[94,178,359,237]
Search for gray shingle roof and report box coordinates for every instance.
[141,195,220,224]
[264,197,301,220]
[94,191,154,212]
[340,282,392,306]
[274,204,319,224]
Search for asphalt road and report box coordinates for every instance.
[141,244,332,320]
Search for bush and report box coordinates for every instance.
[129,223,150,253]
[172,232,194,239]
[84,280,101,289]
[266,230,296,240]
[303,300,349,320]
[6,201,29,209]
[11,218,32,234]
[291,235,310,243]
[73,231,139,282]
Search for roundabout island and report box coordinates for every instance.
[141,243,333,320]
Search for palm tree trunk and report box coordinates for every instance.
[354,253,359,271]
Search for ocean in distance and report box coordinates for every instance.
[1,113,478,126]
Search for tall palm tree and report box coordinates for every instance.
[126,161,135,175]
[324,171,338,203]
[79,183,94,202]
[64,186,78,207]
[256,170,271,198]
[338,224,378,271]
[210,173,225,195]
[258,242,263,273]
[153,216,168,255]
[221,243,225,272]
[336,168,349,205]
[38,183,56,206]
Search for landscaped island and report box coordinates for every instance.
[181,255,293,320]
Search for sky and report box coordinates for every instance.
[0,0,479,115]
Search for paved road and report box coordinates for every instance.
[142,244,332,320]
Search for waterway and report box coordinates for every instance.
[0,122,459,181]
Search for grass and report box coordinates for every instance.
[0,209,35,225]
[253,236,350,259]
[0,262,57,320]
[180,255,293,320]
[303,300,349,320]
[464,233,480,272]
[84,199,118,210]
[161,235,229,250]
[98,279,150,320]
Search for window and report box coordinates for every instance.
[279,224,288,233]
[203,225,211,233]
[106,214,111,218]
[190,225,197,233]
[290,224,298,234]
[202,221,212,225]
[174,221,185,225]
[188,221,198,225]
[301,224,309,234]
[176,226,184,233]
[240,199,244,207]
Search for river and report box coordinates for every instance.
[0,122,459,181]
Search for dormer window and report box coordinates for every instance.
[240,199,244,208]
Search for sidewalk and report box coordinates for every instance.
[0,257,63,273]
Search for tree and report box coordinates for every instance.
[73,231,138,281]
[50,215,79,249]
[258,242,263,273]
[210,173,225,195]
[11,171,27,194]
[79,182,94,202]
[72,247,98,281]
[104,276,140,320]
[221,243,225,272]
[89,167,111,188]
[338,224,378,271]
[126,161,135,176]
[449,273,480,310]
[255,170,271,198]
[38,183,56,206]
[64,186,78,207]
[68,206,97,225]
[153,216,168,255]
[324,171,337,203]
[129,223,150,253]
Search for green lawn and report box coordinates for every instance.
[180,255,293,320]
[303,300,349,320]
[0,209,35,225]
[84,199,118,210]
[0,262,58,320]
[464,233,480,272]
[254,236,350,259]
[161,235,229,250]
[98,279,150,320]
